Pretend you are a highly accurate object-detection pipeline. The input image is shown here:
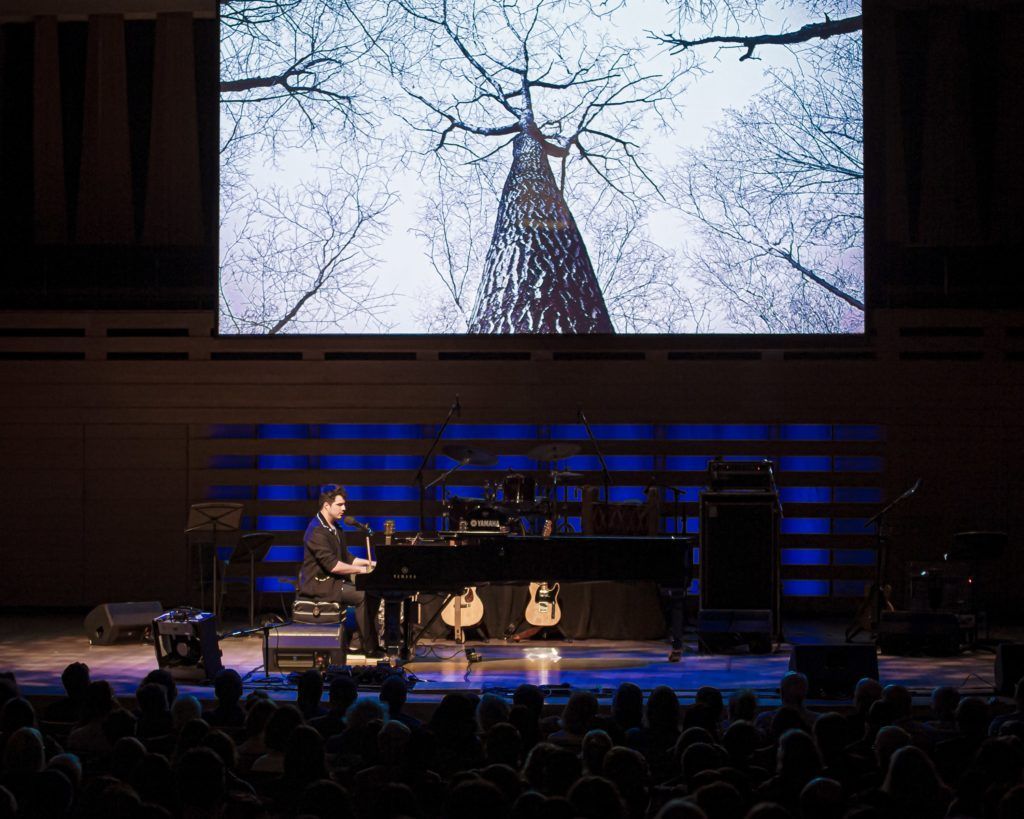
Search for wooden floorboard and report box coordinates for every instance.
[0,613,1010,710]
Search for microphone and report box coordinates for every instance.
[343,516,372,534]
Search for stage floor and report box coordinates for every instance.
[0,612,1011,707]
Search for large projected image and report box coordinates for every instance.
[218,1,863,335]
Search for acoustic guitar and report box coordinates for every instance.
[441,586,484,643]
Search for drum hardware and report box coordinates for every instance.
[441,444,499,467]
[526,442,581,462]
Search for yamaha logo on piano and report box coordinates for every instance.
[394,566,416,581]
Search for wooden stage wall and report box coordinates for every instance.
[0,307,1021,620]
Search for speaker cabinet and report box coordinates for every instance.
[877,610,973,656]
[699,492,778,612]
[996,643,1024,697]
[153,609,223,682]
[265,622,347,672]
[83,601,163,645]
[789,644,880,698]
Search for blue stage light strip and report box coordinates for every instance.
[318,455,422,469]
[258,455,308,469]
[664,424,772,440]
[255,577,297,593]
[665,455,714,471]
[256,515,309,531]
[833,518,878,535]
[780,518,830,535]
[780,549,831,566]
[257,485,309,501]
[318,424,421,439]
[833,549,877,566]
[834,425,883,441]
[550,424,654,440]
[258,424,308,439]
[782,579,830,596]
[343,485,421,501]
[265,545,304,562]
[833,487,883,503]
[779,425,832,441]
[833,456,884,472]
[440,424,540,439]
[779,487,831,504]
[777,456,832,472]
[607,486,650,502]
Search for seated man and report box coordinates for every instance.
[300,485,382,657]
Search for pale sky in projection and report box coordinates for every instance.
[222,1,854,333]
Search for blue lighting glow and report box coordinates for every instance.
[834,456,884,473]
[550,424,654,440]
[665,456,714,471]
[257,455,308,470]
[256,515,308,531]
[833,518,877,535]
[781,548,830,566]
[208,455,253,469]
[781,518,830,535]
[834,425,883,441]
[779,487,831,504]
[258,424,308,439]
[833,579,870,597]
[664,424,772,440]
[258,485,309,501]
[441,424,540,439]
[318,455,422,469]
[344,485,421,501]
[318,424,421,439]
[778,425,832,441]
[265,545,304,562]
[782,579,830,596]
[833,487,883,503]
[607,486,650,502]
[833,549,877,566]
[778,456,832,472]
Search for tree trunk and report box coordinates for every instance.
[469,132,613,333]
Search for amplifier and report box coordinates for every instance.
[708,459,775,492]
[264,622,347,672]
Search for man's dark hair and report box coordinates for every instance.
[319,485,347,508]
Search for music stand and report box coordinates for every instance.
[184,503,243,617]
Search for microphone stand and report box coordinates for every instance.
[578,407,612,501]
[413,396,461,533]
[647,476,688,535]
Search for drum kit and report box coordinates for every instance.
[440,442,584,534]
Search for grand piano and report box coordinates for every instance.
[355,533,693,658]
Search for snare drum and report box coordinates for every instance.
[503,472,536,505]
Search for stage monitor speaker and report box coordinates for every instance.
[699,493,777,612]
[789,644,879,698]
[877,610,971,656]
[84,601,163,645]
[265,622,347,672]
[153,609,223,682]
[996,643,1024,697]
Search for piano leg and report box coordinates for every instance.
[667,587,685,663]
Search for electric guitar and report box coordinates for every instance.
[525,581,562,627]
[524,519,561,627]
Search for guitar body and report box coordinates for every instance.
[442,587,485,630]
[845,583,894,641]
[525,582,562,627]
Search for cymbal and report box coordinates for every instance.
[527,442,580,462]
[441,444,498,467]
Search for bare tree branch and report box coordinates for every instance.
[653,14,862,61]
